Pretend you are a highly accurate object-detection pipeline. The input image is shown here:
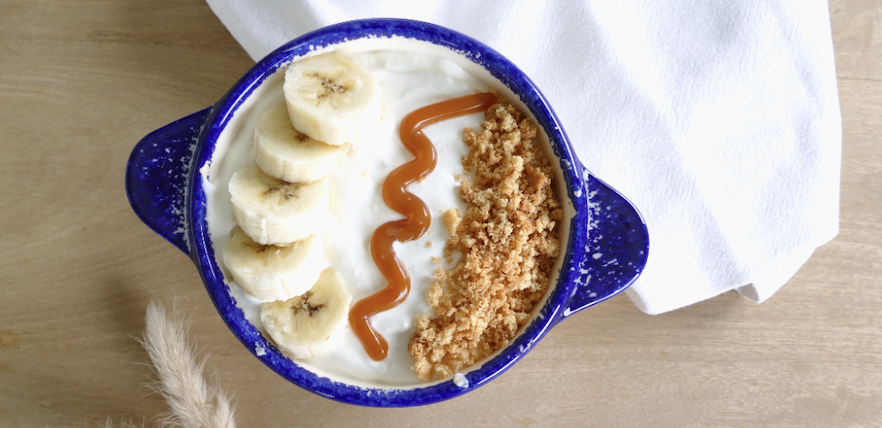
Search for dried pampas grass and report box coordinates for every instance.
[138,300,237,428]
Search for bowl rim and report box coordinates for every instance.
[187,18,590,407]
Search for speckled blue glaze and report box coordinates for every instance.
[125,19,649,407]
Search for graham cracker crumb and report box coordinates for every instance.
[441,208,461,237]
[409,91,561,381]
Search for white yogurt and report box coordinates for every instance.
[204,50,488,385]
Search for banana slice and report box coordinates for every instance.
[229,164,331,246]
[222,226,326,302]
[254,100,350,184]
[283,52,380,147]
[260,268,353,360]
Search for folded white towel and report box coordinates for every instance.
[205,0,841,314]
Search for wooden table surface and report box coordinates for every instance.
[1,1,879,426]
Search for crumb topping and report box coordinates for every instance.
[441,208,462,237]
[408,91,562,381]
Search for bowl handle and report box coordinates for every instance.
[125,108,212,256]
[560,164,650,319]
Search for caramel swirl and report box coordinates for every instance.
[349,92,499,361]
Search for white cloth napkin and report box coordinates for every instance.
[205,0,841,315]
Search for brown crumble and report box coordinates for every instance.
[431,256,442,263]
[425,241,433,248]
[441,208,461,237]
[408,91,562,381]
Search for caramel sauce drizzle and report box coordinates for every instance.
[349,92,499,361]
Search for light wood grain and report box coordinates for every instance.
[1,1,879,427]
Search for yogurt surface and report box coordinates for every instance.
[204,50,488,385]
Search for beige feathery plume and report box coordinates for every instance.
[141,300,236,428]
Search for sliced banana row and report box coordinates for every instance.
[222,51,380,360]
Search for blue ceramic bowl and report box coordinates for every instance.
[125,18,648,407]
